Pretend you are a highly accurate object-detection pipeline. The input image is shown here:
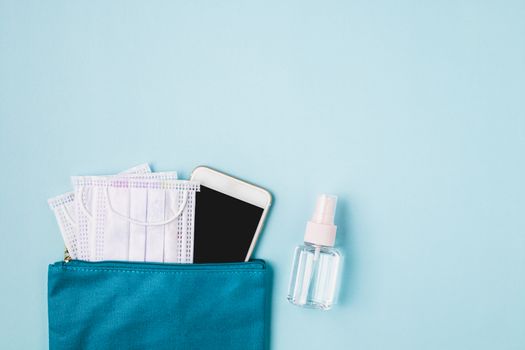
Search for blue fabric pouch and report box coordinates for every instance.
[48,259,269,350]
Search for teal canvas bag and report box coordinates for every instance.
[48,259,269,350]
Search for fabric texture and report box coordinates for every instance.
[71,178,199,262]
[47,163,152,258]
[48,260,268,350]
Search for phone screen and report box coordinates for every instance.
[193,185,264,263]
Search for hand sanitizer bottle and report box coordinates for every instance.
[287,194,341,310]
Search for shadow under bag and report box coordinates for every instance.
[48,260,269,350]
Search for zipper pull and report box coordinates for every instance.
[64,248,72,263]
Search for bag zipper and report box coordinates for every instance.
[64,248,72,263]
[57,259,265,271]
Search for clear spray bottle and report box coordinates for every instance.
[287,194,341,310]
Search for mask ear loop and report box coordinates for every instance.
[62,201,77,226]
[104,186,189,226]
[78,186,94,220]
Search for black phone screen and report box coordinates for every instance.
[193,185,264,263]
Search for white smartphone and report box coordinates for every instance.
[190,166,272,263]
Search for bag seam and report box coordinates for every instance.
[52,266,264,274]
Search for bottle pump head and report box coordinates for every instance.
[304,194,338,246]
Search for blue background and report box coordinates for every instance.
[1,1,524,349]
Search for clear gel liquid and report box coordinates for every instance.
[287,243,341,310]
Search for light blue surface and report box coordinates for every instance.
[1,0,524,349]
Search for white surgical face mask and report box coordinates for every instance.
[48,191,78,257]
[48,164,152,258]
[71,172,181,261]
[72,177,199,263]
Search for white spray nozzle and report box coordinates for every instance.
[311,194,338,225]
[304,194,338,247]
